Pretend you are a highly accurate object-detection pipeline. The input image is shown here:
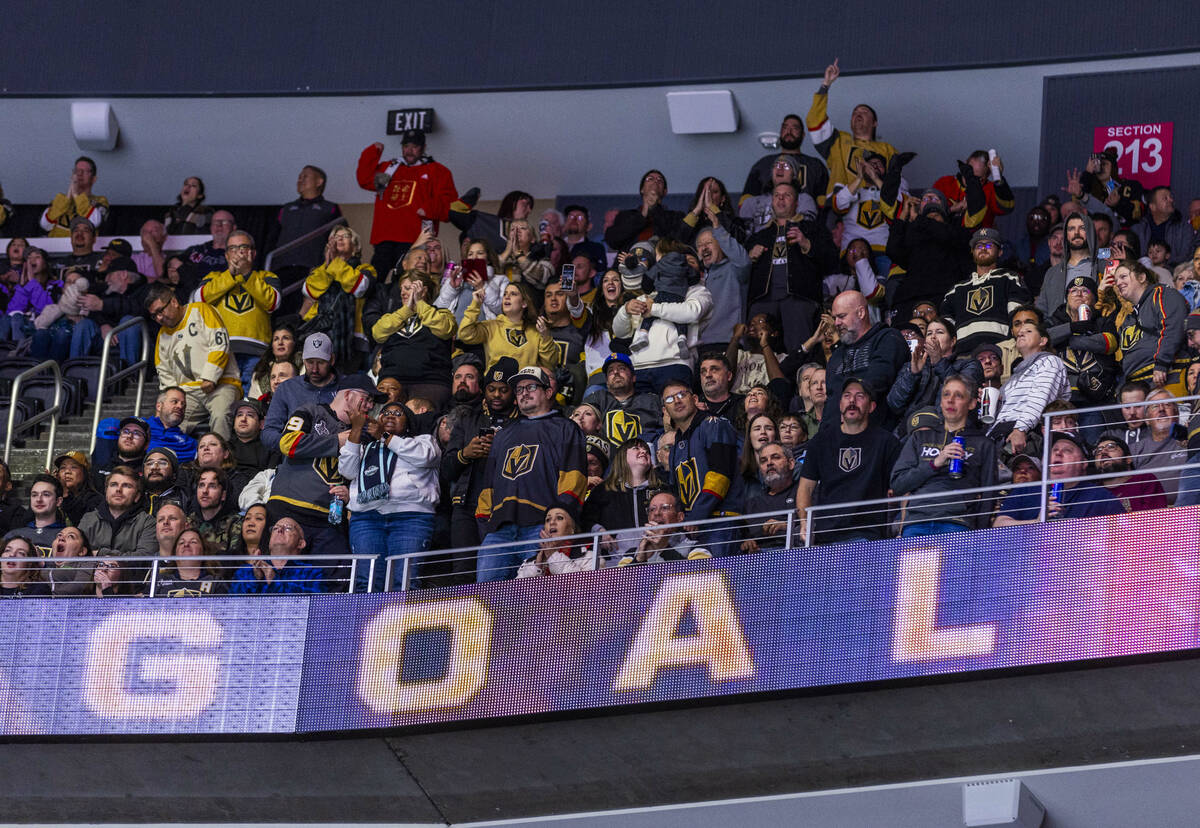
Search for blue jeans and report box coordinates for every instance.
[633,363,693,396]
[901,521,965,538]
[30,317,72,362]
[72,314,143,365]
[476,523,543,583]
[349,509,435,592]
[235,352,260,394]
[1175,461,1200,507]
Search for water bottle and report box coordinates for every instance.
[948,435,965,479]
[328,495,344,526]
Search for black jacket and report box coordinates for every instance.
[822,322,910,431]
[604,204,684,251]
[745,218,837,306]
[886,215,974,318]
[440,401,519,508]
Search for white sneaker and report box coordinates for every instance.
[630,328,650,352]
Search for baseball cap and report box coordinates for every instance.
[105,256,139,275]
[602,352,634,373]
[68,216,94,232]
[234,398,264,419]
[484,356,519,386]
[338,373,387,404]
[973,342,1002,361]
[302,332,333,361]
[511,366,551,389]
[400,128,426,146]
[1008,453,1042,473]
[1049,430,1090,457]
[970,227,1003,248]
[54,450,91,471]
[118,416,149,436]
[840,376,875,402]
[104,238,133,256]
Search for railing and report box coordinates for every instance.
[3,359,63,466]
[264,216,348,299]
[1035,393,1200,522]
[88,317,151,455]
[6,554,379,595]
[0,235,210,256]
[384,394,1200,591]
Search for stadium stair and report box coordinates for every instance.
[6,387,146,480]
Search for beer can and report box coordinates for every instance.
[1049,482,1064,508]
[1078,304,1091,321]
[948,435,965,479]
[978,386,1000,424]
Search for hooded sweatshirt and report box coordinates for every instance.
[1037,212,1097,318]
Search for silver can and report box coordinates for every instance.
[978,386,1001,424]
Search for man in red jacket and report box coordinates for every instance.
[356,128,458,280]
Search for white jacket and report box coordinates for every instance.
[337,433,441,514]
[612,283,713,370]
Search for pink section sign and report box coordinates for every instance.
[1093,122,1173,188]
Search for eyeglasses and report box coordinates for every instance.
[974,242,997,250]
[513,383,542,395]
[147,301,174,320]
[662,392,691,404]
[119,428,146,438]
[144,460,171,469]
[271,524,300,535]
[227,243,254,252]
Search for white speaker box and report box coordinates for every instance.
[665,90,738,134]
[71,101,119,151]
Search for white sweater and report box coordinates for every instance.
[337,433,441,514]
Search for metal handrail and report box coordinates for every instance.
[1037,392,1200,522]
[88,317,151,455]
[263,216,348,274]
[18,553,379,595]
[3,359,63,466]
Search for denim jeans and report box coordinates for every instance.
[30,317,72,362]
[235,352,260,395]
[633,363,693,396]
[349,509,436,592]
[1175,461,1200,508]
[901,521,965,538]
[476,523,543,583]
[72,314,143,365]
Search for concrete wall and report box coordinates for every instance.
[1,52,1197,216]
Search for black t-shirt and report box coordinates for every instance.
[801,425,900,542]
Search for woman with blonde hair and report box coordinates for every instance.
[300,224,376,370]
[498,218,554,297]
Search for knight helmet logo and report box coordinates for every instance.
[966,285,994,315]
[606,409,642,445]
[838,447,862,473]
[505,329,527,348]
[675,458,700,510]
[502,444,538,480]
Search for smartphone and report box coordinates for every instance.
[1097,247,1112,260]
[461,259,487,281]
[421,219,433,234]
[478,427,495,438]
[560,264,575,292]
[905,336,919,354]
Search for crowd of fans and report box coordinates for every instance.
[1,59,1199,597]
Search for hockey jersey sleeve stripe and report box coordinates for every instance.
[557,469,587,505]
[701,470,732,500]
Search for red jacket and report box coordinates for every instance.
[932,173,1014,229]
[356,144,458,245]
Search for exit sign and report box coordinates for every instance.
[386,109,435,135]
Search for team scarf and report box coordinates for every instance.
[356,439,397,506]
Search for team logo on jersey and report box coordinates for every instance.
[606,409,642,444]
[846,147,865,176]
[398,315,421,337]
[226,290,255,314]
[675,458,700,510]
[384,179,415,209]
[313,456,344,486]
[502,444,538,480]
[553,340,568,366]
[858,201,883,229]
[505,329,527,347]
[794,165,807,190]
[838,447,862,473]
[967,285,994,315]
[166,583,212,598]
[1120,325,1142,350]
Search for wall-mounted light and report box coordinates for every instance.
[963,779,1046,827]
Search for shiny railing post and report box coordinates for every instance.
[263,217,348,273]
[401,557,412,592]
[366,559,377,593]
[1038,411,1052,523]
[590,532,601,569]
[784,512,795,549]
[148,559,160,598]
[347,558,358,593]
[803,509,814,547]
[3,359,63,466]
[89,318,152,455]
[384,558,395,592]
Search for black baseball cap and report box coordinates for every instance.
[338,373,387,403]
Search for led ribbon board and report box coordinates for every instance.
[1,508,1197,735]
